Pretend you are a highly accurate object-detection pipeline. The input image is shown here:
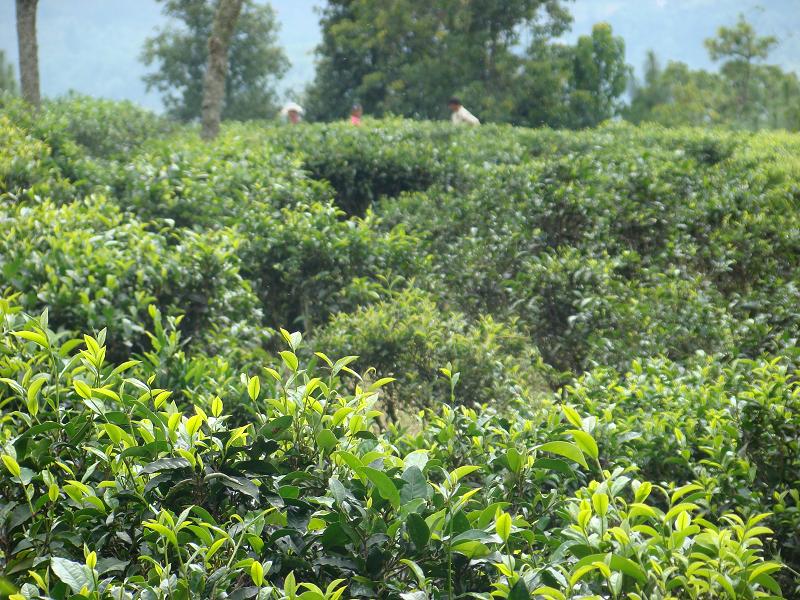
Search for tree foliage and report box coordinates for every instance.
[506,22,630,129]
[307,2,631,129]
[625,51,668,123]
[141,0,288,122]
[705,14,778,125]
[627,15,799,131]
[0,50,18,95]
[305,0,573,121]
[566,23,629,127]
[507,39,573,127]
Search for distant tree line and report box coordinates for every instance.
[304,0,629,129]
[8,0,800,133]
[305,3,798,131]
[626,16,800,131]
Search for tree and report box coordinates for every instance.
[306,0,571,121]
[201,0,244,139]
[622,56,800,130]
[0,50,18,95]
[649,62,728,127]
[15,0,40,107]
[511,39,572,128]
[142,0,288,122]
[565,22,629,128]
[509,22,630,129]
[625,17,799,131]
[625,51,670,123]
[759,67,800,131]
[705,14,777,124]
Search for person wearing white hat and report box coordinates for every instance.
[280,102,305,124]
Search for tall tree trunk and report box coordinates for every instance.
[200,0,244,140]
[16,0,40,108]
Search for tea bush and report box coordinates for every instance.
[508,251,736,372]
[0,114,92,204]
[264,120,479,216]
[374,129,800,371]
[0,97,132,201]
[112,130,418,332]
[0,196,263,360]
[564,354,800,593]
[114,130,329,229]
[236,203,419,334]
[0,306,787,599]
[1,94,172,162]
[45,94,174,161]
[315,287,547,416]
[1,98,799,595]
[0,116,68,201]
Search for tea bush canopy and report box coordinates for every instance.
[0,95,799,598]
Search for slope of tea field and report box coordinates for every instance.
[1,96,798,598]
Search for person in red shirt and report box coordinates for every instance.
[350,104,363,126]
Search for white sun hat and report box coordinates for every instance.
[280,102,305,116]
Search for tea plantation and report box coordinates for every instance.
[1,96,799,599]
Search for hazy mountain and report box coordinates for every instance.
[0,0,797,113]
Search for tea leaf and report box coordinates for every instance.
[568,429,599,460]
[495,511,512,543]
[51,557,92,594]
[406,513,430,549]
[12,330,48,348]
[536,441,588,469]
[363,467,400,509]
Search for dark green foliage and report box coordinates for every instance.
[316,287,547,415]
